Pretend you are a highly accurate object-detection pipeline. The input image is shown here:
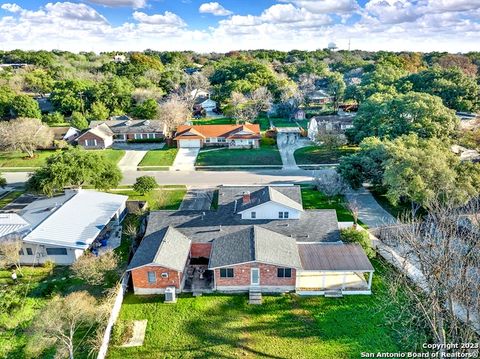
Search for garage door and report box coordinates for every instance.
[179,139,201,148]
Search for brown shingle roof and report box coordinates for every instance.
[174,123,260,140]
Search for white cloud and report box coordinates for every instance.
[1,3,22,13]
[86,0,147,8]
[199,2,232,16]
[281,0,360,14]
[132,11,186,27]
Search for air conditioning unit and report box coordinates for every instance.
[164,286,177,303]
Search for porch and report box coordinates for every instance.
[295,270,373,296]
[91,222,122,256]
[183,263,214,293]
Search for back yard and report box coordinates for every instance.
[295,146,359,165]
[110,188,186,210]
[107,259,428,359]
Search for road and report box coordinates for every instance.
[4,169,323,187]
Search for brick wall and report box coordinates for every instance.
[78,132,106,149]
[214,262,296,288]
[190,243,212,258]
[131,265,182,290]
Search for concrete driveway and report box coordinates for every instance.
[171,148,200,171]
[118,150,147,171]
[277,133,312,170]
[180,189,214,210]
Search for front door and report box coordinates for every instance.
[251,268,260,286]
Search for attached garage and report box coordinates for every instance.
[178,139,201,148]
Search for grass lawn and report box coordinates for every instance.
[112,189,186,210]
[0,190,24,209]
[107,259,427,359]
[295,146,359,165]
[301,186,354,222]
[191,117,236,125]
[0,149,125,169]
[196,145,282,166]
[138,147,179,167]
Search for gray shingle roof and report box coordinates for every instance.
[127,226,191,271]
[298,243,374,272]
[236,187,304,213]
[89,119,165,134]
[209,226,302,269]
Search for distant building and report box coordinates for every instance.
[293,109,306,120]
[113,54,126,63]
[307,115,355,140]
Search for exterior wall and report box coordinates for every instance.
[126,133,164,141]
[239,201,301,220]
[79,132,110,149]
[19,243,81,265]
[177,139,203,148]
[131,265,183,295]
[296,270,369,291]
[307,119,317,140]
[228,139,260,149]
[190,243,212,258]
[213,262,296,292]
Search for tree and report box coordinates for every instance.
[340,228,374,258]
[69,111,88,130]
[314,171,348,197]
[132,98,158,119]
[316,133,347,154]
[0,239,22,271]
[178,72,210,110]
[156,95,190,136]
[89,101,109,121]
[50,79,92,115]
[348,92,458,144]
[0,86,15,119]
[437,54,478,77]
[27,148,122,196]
[29,291,103,359]
[71,250,118,286]
[0,118,53,157]
[325,71,346,113]
[225,87,272,124]
[24,69,54,95]
[10,95,42,119]
[133,175,157,195]
[42,111,65,126]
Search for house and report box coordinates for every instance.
[174,124,261,149]
[127,185,374,296]
[308,90,333,105]
[191,89,218,116]
[113,54,126,63]
[0,189,128,265]
[52,126,80,144]
[307,115,355,140]
[78,118,166,149]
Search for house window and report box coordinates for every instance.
[218,137,226,143]
[147,271,156,283]
[205,138,210,143]
[277,268,292,278]
[251,211,256,219]
[278,212,289,219]
[46,247,67,255]
[148,133,155,139]
[19,248,24,255]
[85,139,97,147]
[114,134,126,140]
[26,248,33,255]
[220,268,234,278]
[161,272,169,278]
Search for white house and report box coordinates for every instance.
[307,115,354,140]
[0,190,128,265]
[199,98,217,114]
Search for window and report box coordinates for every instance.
[147,271,156,283]
[218,137,226,143]
[46,247,67,255]
[19,248,24,255]
[277,268,292,278]
[161,272,169,278]
[26,248,33,255]
[278,212,289,219]
[85,139,97,147]
[148,133,155,139]
[205,138,210,143]
[220,268,234,278]
[251,211,256,219]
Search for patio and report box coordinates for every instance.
[183,264,214,293]
[93,223,123,255]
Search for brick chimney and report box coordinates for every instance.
[242,191,251,205]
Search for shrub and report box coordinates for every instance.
[261,136,276,146]
[340,227,375,258]
[133,176,158,195]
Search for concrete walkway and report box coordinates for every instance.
[171,148,200,171]
[277,133,312,170]
[345,187,397,228]
[117,150,147,171]
[121,320,148,347]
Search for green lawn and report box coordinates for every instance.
[112,189,186,211]
[196,145,282,166]
[107,259,427,359]
[301,186,354,222]
[138,147,179,167]
[191,117,237,125]
[295,146,359,165]
[0,149,125,169]
[0,190,24,209]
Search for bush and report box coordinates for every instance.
[133,176,158,195]
[340,227,375,258]
[261,136,276,146]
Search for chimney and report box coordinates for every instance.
[242,191,251,205]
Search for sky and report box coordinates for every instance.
[0,0,479,53]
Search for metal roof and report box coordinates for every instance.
[22,190,127,249]
[0,213,29,238]
[298,243,374,272]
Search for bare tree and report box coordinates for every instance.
[71,250,118,286]
[378,199,480,348]
[177,72,211,110]
[155,94,191,137]
[227,87,272,124]
[0,118,53,158]
[314,171,348,197]
[29,291,103,359]
[0,238,23,271]
[347,200,360,228]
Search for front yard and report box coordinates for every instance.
[301,186,354,222]
[196,144,282,167]
[138,147,179,169]
[294,146,359,165]
[107,259,427,359]
[111,188,186,210]
[0,149,126,170]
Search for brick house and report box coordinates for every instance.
[77,123,113,149]
[174,124,261,149]
[128,185,374,297]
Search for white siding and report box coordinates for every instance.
[240,201,301,220]
[19,243,80,265]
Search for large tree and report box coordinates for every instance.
[347,92,458,144]
[155,94,190,136]
[10,95,42,119]
[225,87,272,124]
[0,86,15,119]
[0,118,53,157]
[27,148,122,196]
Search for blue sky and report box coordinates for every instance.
[0,0,479,52]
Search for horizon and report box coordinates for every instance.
[1,1,479,53]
